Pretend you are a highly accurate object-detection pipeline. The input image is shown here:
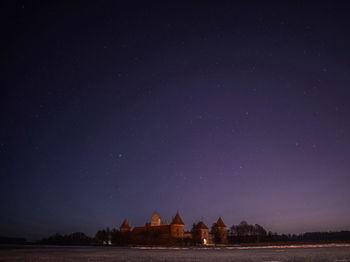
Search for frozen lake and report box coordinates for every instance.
[1,244,350,261]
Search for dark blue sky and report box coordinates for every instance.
[1,1,349,240]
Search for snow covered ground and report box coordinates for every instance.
[1,244,350,262]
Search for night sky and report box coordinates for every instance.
[1,1,350,241]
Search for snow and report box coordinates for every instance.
[1,244,350,261]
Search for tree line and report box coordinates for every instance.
[228,221,350,244]
[37,232,93,245]
[37,221,350,246]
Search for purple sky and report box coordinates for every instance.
[1,1,350,240]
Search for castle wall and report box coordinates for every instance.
[126,212,186,244]
[170,224,184,238]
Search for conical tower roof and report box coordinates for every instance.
[171,212,184,225]
[216,217,226,227]
[196,221,208,229]
[120,219,130,229]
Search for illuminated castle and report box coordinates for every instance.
[120,212,227,245]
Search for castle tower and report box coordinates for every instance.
[213,217,227,244]
[170,212,184,238]
[151,212,161,226]
[120,219,131,232]
[193,221,209,245]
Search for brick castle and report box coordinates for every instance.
[119,212,227,245]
